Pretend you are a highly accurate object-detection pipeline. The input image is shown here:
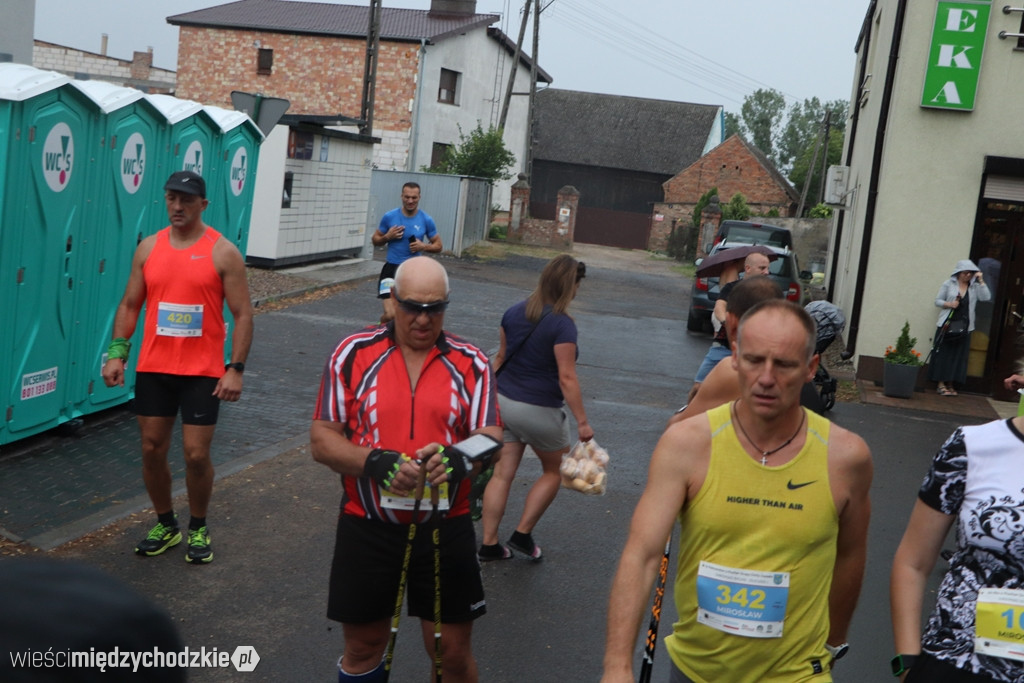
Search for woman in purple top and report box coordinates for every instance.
[479,255,594,562]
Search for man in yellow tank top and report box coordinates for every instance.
[102,171,253,565]
[602,300,873,683]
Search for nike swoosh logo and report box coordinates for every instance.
[191,254,208,260]
[787,480,817,490]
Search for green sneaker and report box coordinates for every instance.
[135,521,182,557]
[185,526,213,564]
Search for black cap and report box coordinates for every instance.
[164,170,206,198]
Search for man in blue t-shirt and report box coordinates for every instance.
[372,182,443,320]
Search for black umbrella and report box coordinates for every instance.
[696,244,779,278]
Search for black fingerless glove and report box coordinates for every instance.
[363,449,404,488]
[440,447,472,483]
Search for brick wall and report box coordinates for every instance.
[33,42,176,92]
[663,136,793,216]
[176,27,419,167]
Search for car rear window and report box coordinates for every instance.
[725,225,792,247]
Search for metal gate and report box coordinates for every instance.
[531,202,651,250]
[368,170,491,257]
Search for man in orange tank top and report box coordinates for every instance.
[102,170,253,565]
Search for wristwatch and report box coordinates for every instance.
[890,654,917,677]
[825,642,849,661]
[225,362,245,373]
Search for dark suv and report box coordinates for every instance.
[687,241,812,332]
[710,220,793,251]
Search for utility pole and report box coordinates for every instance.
[497,0,532,132]
[525,0,540,182]
[360,0,383,136]
[796,112,828,217]
[816,110,832,207]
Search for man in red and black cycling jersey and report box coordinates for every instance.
[311,256,501,683]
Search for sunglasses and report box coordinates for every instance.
[393,291,449,317]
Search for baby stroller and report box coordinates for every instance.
[805,301,847,411]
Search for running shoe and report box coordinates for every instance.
[135,521,182,557]
[507,531,543,562]
[477,543,512,562]
[185,526,213,564]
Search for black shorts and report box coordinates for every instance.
[327,513,486,624]
[377,262,399,299]
[134,373,220,426]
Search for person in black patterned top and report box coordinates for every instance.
[890,374,1024,682]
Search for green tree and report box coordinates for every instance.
[788,127,844,208]
[729,91,848,176]
[721,193,751,221]
[723,111,742,140]
[739,89,786,164]
[691,186,719,227]
[808,203,833,219]
[426,124,517,181]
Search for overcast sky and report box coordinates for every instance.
[34,0,870,112]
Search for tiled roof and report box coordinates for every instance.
[534,88,721,175]
[168,0,498,43]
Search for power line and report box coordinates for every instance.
[544,0,805,107]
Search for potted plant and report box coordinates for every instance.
[883,321,924,398]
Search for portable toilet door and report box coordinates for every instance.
[202,104,264,253]
[0,67,100,444]
[143,93,203,238]
[200,105,264,366]
[69,81,164,417]
[166,98,217,188]
[0,65,71,445]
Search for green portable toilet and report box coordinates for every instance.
[68,80,165,418]
[143,94,203,238]
[201,104,264,252]
[0,65,71,445]
[200,104,264,365]
[0,65,101,444]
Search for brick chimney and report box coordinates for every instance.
[131,48,153,81]
[429,0,477,15]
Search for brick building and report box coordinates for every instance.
[33,40,176,94]
[650,134,798,252]
[167,0,549,208]
[531,88,722,250]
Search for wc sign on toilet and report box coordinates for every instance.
[42,122,74,193]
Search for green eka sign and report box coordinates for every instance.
[921,1,991,111]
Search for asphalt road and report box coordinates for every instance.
[2,247,978,682]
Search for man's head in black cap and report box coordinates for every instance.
[163,171,208,231]
[163,170,206,199]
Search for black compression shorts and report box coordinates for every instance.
[134,373,220,426]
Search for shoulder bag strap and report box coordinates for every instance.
[495,311,549,376]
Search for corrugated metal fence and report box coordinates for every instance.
[367,170,492,257]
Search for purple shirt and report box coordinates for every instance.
[497,300,578,408]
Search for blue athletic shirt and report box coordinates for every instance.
[378,208,438,265]
[497,300,578,408]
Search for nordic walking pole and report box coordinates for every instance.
[430,481,443,683]
[638,535,672,683]
[383,465,428,682]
